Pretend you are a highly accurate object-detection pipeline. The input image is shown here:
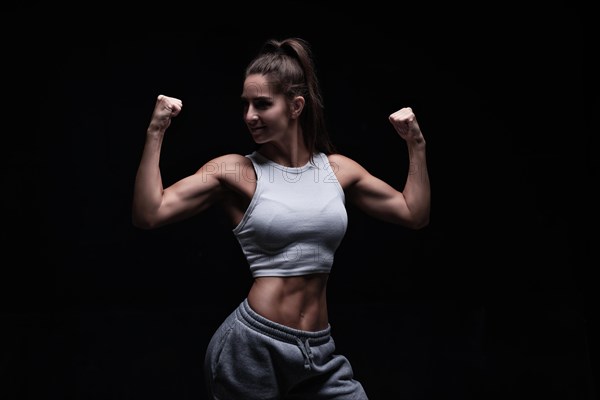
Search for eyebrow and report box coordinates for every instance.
[240,95,272,101]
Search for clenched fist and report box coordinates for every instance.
[148,95,183,134]
[389,107,425,145]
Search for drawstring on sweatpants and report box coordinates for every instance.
[238,299,330,372]
[295,337,314,370]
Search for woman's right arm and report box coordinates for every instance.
[132,95,226,230]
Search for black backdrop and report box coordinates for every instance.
[2,2,598,399]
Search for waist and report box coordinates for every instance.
[247,274,329,331]
[237,299,331,345]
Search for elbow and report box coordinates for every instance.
[411,217,430,230]
[405,213,430,230]
[410,204,430,230]
[393,215,429,230]
[132,213,159,230]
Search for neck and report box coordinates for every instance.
[259,127,310,167]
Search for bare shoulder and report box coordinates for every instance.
[194,153,255,193]
[203,153,252,166]
[196,153,253,175]
[326,153,368,189]
[327,153,361,168]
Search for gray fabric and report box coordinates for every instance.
[204,299,368,400]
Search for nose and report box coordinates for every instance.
[245,106,259,124]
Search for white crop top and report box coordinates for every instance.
[232,151,348,277]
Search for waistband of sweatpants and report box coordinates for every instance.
[236,298,331,346]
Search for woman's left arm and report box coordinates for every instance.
[330,107,430,229]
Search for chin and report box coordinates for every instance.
[250,133,267,144]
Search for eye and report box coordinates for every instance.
[254,99,272,109]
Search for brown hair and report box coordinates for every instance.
[245,38,337,157]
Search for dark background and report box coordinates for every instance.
[2,2,597,399]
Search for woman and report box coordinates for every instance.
[132,37,430,400]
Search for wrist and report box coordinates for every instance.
[407,136,426,149]
[146,124,166,138]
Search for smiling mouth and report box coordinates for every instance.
[250,126,266,132]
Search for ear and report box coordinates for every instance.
[290,96,305,119]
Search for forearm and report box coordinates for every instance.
[132,131,166,228]
[402,142,430,228]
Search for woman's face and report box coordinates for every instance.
[241,74,291,144]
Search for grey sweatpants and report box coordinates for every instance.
[204,299,368,400]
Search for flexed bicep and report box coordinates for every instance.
[156,169,226,226]
[348,171,412,225]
